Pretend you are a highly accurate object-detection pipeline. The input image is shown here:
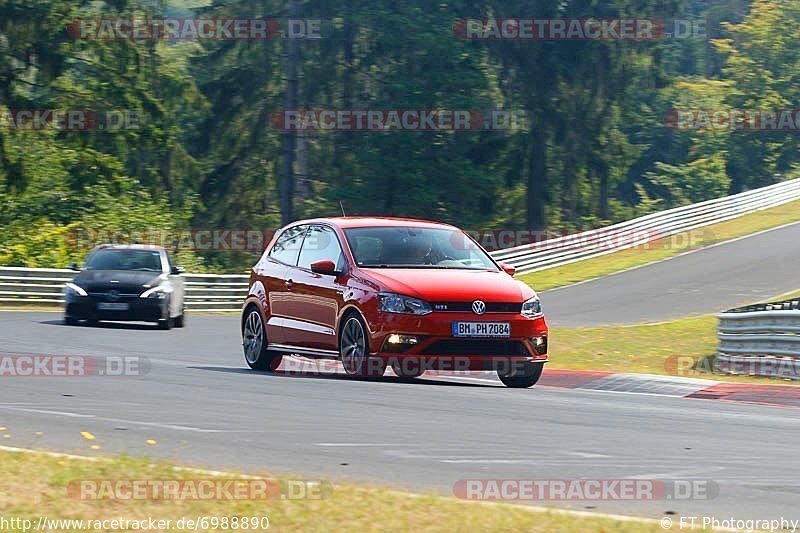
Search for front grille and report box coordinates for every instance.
[88,292,141,303]
[421,340,531,357]
[431,302,522,313]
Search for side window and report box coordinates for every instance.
[269,225,307,266]
[297,226,344,271]
[165,252,176,272]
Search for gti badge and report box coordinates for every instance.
[471,300,486,315]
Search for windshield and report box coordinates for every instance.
[344,226,498,270]
[84,249,163,272]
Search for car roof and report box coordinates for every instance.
[91,244,166,252]
[294,217,458,230]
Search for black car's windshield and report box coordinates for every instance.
[84,249,163,272]
[344,226,498,270]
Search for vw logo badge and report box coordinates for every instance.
[107,290,120,301]
[471,300,486,315]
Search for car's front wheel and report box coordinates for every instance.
[340,315,385,377]
[243,307,282,371]
[498,362,544,388]
[391,362,425,379]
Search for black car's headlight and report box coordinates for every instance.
[379,293,432,315]
[521,295,543,318]
[140,283,172,299]
[64,282,87,297]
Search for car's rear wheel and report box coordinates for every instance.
[174,311,186,328]
[243,307,282,371]
[340,315,385,377]
[157,317,172,330]
[64,316,78,326]
[498,362,544,388]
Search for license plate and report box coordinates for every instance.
[452,322,510,338]
[97,302,129,311]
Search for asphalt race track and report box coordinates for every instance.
[541,220,800,328]
[1,223,800,522]
[1,312,799,522]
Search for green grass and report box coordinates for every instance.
[521,199,800,291]
[551,293,800,384]
[0,450,668,532]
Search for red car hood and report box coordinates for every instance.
[359,268,534,302]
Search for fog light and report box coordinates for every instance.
[387,334,419,345]
[531,335,548,356]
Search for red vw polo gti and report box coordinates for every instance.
[241,218,548,387]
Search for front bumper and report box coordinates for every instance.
[368,312,548,372]
[65,296,168,322]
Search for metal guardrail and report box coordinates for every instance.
[716,299,800,379]
[490,178,800,275]
[0,267,249,313]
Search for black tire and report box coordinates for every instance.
[64,316,78,326]
[498,362,544,388]
[391,362,425,379]
[340,314,385,377]
[174,312,186,328]
[242,307,282,371]
[157,317,172,330]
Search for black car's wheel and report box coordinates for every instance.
[157,317,172,330]
[64,316,78,326]
[174,311,186,328]
[242,307,282,371]
[340,314,385,377]
[498,362,544,388]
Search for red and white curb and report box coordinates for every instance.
[539,370,800,408]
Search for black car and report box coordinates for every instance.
[64,245,186,329]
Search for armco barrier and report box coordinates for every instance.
[0,179,799,310]
[0,267,249,312]
[716,298,800,379]
[491,177,800,274]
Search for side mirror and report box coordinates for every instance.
[70,262,80,271]
[310,259,338,276]
[499,262,516,277]
[171,265,185,275]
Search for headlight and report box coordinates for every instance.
[140,283,172,299]
[379,293,432,315]
[521,295,543,318]
[64,282,87,297]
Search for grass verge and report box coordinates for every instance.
[520,198,800,291]
[0,450,667,532]
[550,289,800,384]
